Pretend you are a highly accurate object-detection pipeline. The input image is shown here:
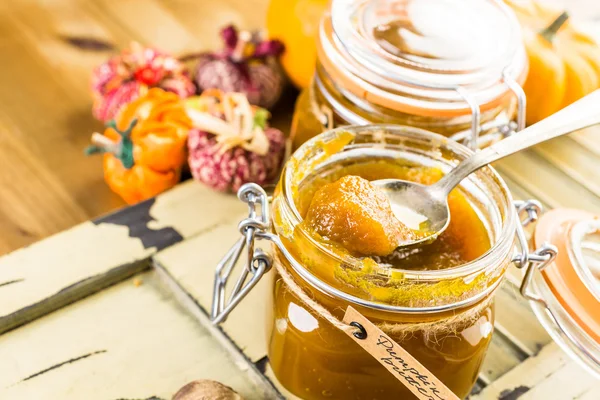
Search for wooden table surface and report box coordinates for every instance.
[0,0,299,255]
[2,1,600,399]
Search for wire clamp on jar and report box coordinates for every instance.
[211,183,273,324]
[449,70,527,149]
[512,199,558,307]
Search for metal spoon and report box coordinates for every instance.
[374,89,600,247]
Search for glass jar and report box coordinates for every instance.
[290,0,528,151]
[523,209,600,377]
[210,125,553,399]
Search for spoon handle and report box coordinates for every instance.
[436,89,600,195]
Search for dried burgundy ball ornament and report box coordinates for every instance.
[91,42,195,122]
[186,90,286,192]
[195,25,285,109]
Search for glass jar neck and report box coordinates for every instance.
[313,63,515,133]
[317,0,527,117]
[272,125,517,313]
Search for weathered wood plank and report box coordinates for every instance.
[495,151,600,214]
[153,219,268,363]
[571,128,600,158]
[494,282,551,356]
[520,361,598,400]
[501,172,551,211]
[0,181,244,334]
[533,136,600,199]
[471,342,598,400]
[575,381,600,400]
[479,331,527,385]
[0,271,276,399]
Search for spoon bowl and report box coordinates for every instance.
[375,90,600,248]
[373,179,450,246]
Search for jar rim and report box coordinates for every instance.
[276,124,517,312]
[317,0,528,117]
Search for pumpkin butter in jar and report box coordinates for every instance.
[268,125,520,399]
[290,0,528,151]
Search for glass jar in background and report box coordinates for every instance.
[290,0,528,151]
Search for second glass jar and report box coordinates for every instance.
[290,0,528,151]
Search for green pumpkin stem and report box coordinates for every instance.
[540,11,569,43]
[85,144,106,155]
[85,119,138,169]
[253,108,270,130]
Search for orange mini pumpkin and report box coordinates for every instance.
[506,0,600,124]
[87,88,192,204]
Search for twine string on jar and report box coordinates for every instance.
[272,252,494,341]
[273,253,357,335]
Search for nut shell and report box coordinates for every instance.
[172,380,243,400]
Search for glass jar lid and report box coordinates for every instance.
[319,0,527,117]
[535,209,600,344]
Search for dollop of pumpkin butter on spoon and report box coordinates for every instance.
[304,175,415,256]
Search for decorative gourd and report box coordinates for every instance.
[506,1,600,124]
[266,0,329,89]
[86,88,192,204]
[91,42,195,122]
[186,90,286,192]
[195,26,285,109]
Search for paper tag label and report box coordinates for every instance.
[343,306,460,400]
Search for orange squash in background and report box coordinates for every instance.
[266,0,329,89]
[506,0,600,124]
[87,89,192,204]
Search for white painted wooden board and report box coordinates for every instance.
[496,150,600,214]
[153,219,269,363]
[0,181,245,334]
[0,271,277,400]
[494,282,551,356]
[472,343,598,400]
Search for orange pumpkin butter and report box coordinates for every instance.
[304,175,414,256]
[88,88,192,204]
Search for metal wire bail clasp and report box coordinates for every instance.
[512,200,558,308]
[211,183,273,324]
[449,68,526,149]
